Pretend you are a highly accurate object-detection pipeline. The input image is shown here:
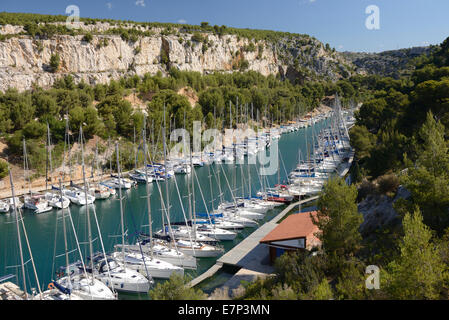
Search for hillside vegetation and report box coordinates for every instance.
[3,12,449,300]
[0,69,362,178]
[231,35,449,301]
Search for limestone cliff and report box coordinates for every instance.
[0,22,354,92]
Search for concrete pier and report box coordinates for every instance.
[188,196,319,288]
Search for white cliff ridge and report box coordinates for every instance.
[0,22,352,92]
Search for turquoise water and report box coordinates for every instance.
[0,118,329,299]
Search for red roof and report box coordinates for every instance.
[260,211,320,244]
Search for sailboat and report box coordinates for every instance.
[41,124,117,300]
[4,197,23,212]
[22,139,52,214]
[42,123,70,210]
[120,115,197,269]
[75,130,150,294]
[189,164,237,241]
[87,141,112,200]
[6,170,44,300]
[160,109,223,257]
[62,187,95,205]
[214,159,265,221]
[42,180,115,300]
[175,139,224,255]
[44,192,70,209]
[111,141,183,280]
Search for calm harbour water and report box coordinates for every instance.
[0,118,329,299]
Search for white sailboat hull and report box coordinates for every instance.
[176,241,223,258]
[111,251,184,280]
[177,247,223,258]
[200,231,236,241]
[98,276,150,293]
[117,243,198,269]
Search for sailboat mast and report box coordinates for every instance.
[108,137,112,176]
[93,141,98,182]
[23,139,31,195]
[10,170,27,298]
[248,161,252,198]
[207,163,214,210]
[46,124,49,190]
[277,149,280,186]
[133,126,137,170]
[115,143,126,268]
[10,170,43,299]
[229,101,232,129]
[59,179,71,287]
[142,116,153,256]
[184,110,193,225]
[162,105,168,235]
[79,126,94,284]
[65,116,72,183]
[189,143,196,241]
[240,160,245,198]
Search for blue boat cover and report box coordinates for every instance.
[195,212,223,218]
[52,281,71,295]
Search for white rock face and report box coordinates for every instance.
[0,33,282,92]
[0,24,24,35]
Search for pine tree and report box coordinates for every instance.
[49,53,60,73]
[384,208,446,299]
[301,279,333,300]
[334,260,371,300]
[313,177,363,259]
[402,111,449,233]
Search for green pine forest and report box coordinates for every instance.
[228,36,449,300]
[0,67,361,179]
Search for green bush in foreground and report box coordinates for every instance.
[149,274,206,300]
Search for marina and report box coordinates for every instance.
[0,100,355,300]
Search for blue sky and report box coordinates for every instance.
[1,0,448,52]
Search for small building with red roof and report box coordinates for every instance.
[260,211,322,264]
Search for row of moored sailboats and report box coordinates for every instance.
[1,100,354,299]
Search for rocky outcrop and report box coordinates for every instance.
[358,186,411,235]
[0,34,277,91]
[0,22,355,92]
[342,47,432,79]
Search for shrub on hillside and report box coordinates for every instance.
[0,160,8,179]
[357,179,378,202]
[377,173,400,196]
[82,32,93,43]
[49,53,60,73]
